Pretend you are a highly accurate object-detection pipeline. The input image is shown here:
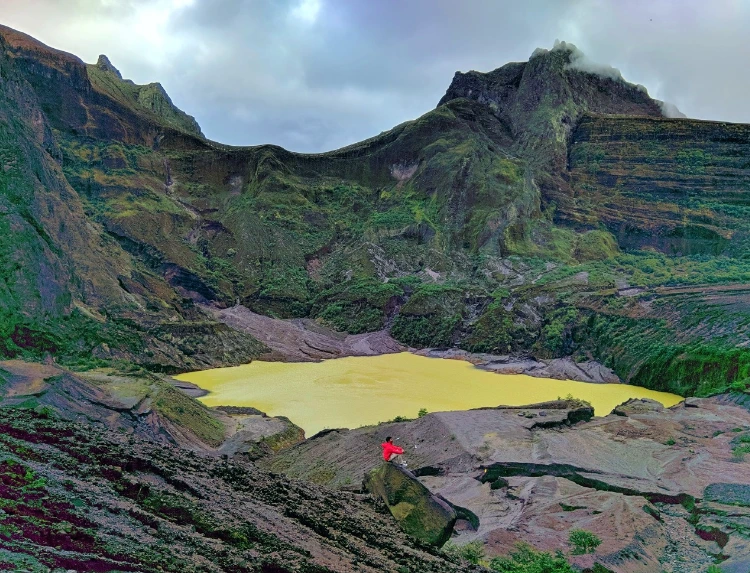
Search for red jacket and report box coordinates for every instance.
[381,441,404,460]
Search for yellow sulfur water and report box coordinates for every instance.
[175,352,683,436]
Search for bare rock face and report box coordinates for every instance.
[364,463,457,547]
[270,397,750,572]
[205,304,405,362]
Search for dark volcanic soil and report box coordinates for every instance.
[0,409,475,573]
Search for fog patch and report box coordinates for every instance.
[658,100,687,119]
[557,40,625,82]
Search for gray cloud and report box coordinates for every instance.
[2,0,749,151]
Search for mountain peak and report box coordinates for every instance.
[438,42,668,210]
[439,41,663,122]
[95,54,123,79]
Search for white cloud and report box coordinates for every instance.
[290,0,322,25]
[1,0,749,151]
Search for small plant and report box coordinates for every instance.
[731,434,750,460]
[490,542,575,572]
[568,529,601,555]
[665,438,676,446]
[418,408,428,418]
[730,378,750,392]
[563,393,592,409]
[443,540,485,565]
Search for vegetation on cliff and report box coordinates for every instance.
[1,26,749,396]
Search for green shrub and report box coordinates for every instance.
[731,434,750,460]
[573,230,618,262]
[443,540,485,564]
[568,529,601,555]
[730,378,750,392]
[390,314,460,348]
[676,149,707,174]
[312,278,401,333]
[490,542,575,572]
[540,307,579,356]
[461,301,515,353]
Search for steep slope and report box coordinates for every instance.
[1,25,750,395]
[0,407,470,573]
[0,25,265,370]
[438,41,663,211]
[569,114,750,255]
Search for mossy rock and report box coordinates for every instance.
[363,463,456,547]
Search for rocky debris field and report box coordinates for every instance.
[269,396,750,572]
[416,349,622,383]
[204,305,406,362]
[0,408,478,573]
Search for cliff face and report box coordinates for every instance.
[569,114,750,255]
[0,25,203,142]
[0,25,263,371]
[1,25,750,393]
[438,42,663,208]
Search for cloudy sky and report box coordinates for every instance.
[3,0,749,151]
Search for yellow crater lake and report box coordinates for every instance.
[176,352,683,436]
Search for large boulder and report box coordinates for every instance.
[364,462,456,547]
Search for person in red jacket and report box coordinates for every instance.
[381,436,407,467]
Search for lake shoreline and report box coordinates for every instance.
[174,353,682,436]
[201,305,623,385]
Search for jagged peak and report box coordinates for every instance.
[95,54,123,80]
[531,40,629,85]
[439,41,665,121]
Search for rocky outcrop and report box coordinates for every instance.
[0,360,301,458]
[417,349,622,383]
[204,304,406,361]
[269,396,750,572]
[439,41,663,210]
[364,463,457,547]
[0,360,222,450]
[213,406,305,460]
[95,54,123,79]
